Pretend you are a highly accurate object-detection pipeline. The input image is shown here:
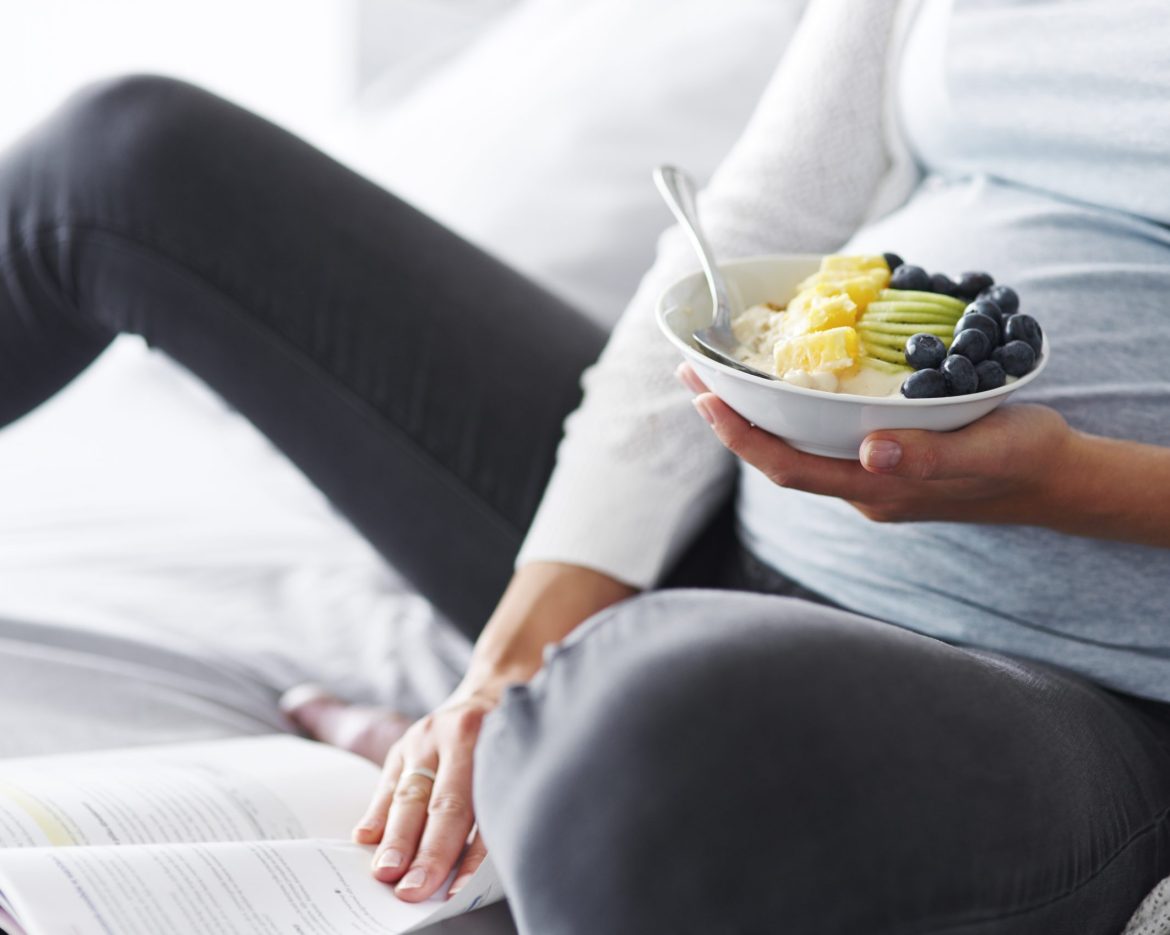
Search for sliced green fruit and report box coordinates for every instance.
[862,301,962,321]
[860,343,909,365]
[859,311,957,327]
[860,356,912,375]
[877,289,966,313]
[859,322,954,337]
[859,333,911,350]
[861,327,954,349]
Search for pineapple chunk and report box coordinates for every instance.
[783,285,858,335]
[820,254,889,272]
[773,327,860,375]
[837,274,883,308]
[793,266,889,310]
[866,265,891,290]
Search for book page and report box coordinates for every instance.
[0,840,503,935]
[0,736,379,848]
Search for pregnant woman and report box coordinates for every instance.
[3,0,1169,931]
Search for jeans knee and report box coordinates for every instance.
[474,591,937,932]
[66,73,199,122]
[54,75,218,185]
[472,591,1029,933]
[23,74,225,217]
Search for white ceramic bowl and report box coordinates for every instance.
[656,254,1048,459]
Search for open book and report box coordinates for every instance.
[0,735,503,935]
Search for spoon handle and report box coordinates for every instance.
[653,165,734,330]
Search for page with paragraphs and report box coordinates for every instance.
[0,736,379,849]
[0,839,503,935]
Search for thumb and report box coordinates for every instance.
[859,427,1000,481]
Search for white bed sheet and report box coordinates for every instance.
[0,338,471,718]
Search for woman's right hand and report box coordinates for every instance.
[354,678,505,902]
[355,561,637,903]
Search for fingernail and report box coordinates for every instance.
[692,397,715,425]
[397,867,428,891]
[675,363,701,393]
[448,879,467,898]
[862,439,902,470]
[376,848,404,870]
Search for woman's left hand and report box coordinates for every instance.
[678,363,1077,526]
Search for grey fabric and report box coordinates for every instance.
[474,591,1170,935]
[902,0,1170,227]
[740,0,1170,704]
[740,176,1170,704]
[0,616,285,758]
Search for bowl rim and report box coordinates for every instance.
[655,254,1049,407]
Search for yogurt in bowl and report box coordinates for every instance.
[656,254,1048,459]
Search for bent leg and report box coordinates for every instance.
[0,76,606,638]
[474,591,1170,934]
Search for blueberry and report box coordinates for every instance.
[992,340,1037,377]
[901,368,947,399]
[949,328,992,363]
[953,311,999,345]
[978,284,1019,316]
[889,264,931,292]
[883,252,904,272]
[940,354,979,395]
[929,272,959,297]
[904,333,947,370]
[956,271,995,300]
[1004,313,1043,353]
[975,360,1006,392]
[963,297,1004,327]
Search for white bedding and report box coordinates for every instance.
[0,339,472,720]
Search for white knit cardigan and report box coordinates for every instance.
[516,0,922,585]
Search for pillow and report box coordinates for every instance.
[336,0,808,326]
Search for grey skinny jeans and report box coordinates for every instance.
[3,76,1170,934]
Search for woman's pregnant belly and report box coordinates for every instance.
[738,175,1170,700]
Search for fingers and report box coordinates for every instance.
[675,362,708,394]
[859,405,1060,481]
[372,757,440,885]
[693,392,886,501]
[449,828,489,899]
[860,425,1005,481]
[860,431,945,480]
[680,364,886,499]
[391,743,477,902]
[353,748,403,844]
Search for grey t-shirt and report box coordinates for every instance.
[739,0,1170,700]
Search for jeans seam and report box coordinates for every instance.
[3,221,526,546]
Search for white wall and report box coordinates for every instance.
[0,0,357,150]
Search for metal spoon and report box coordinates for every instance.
[653,165,775,380]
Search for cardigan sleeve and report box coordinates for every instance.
[516,0,904,588]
